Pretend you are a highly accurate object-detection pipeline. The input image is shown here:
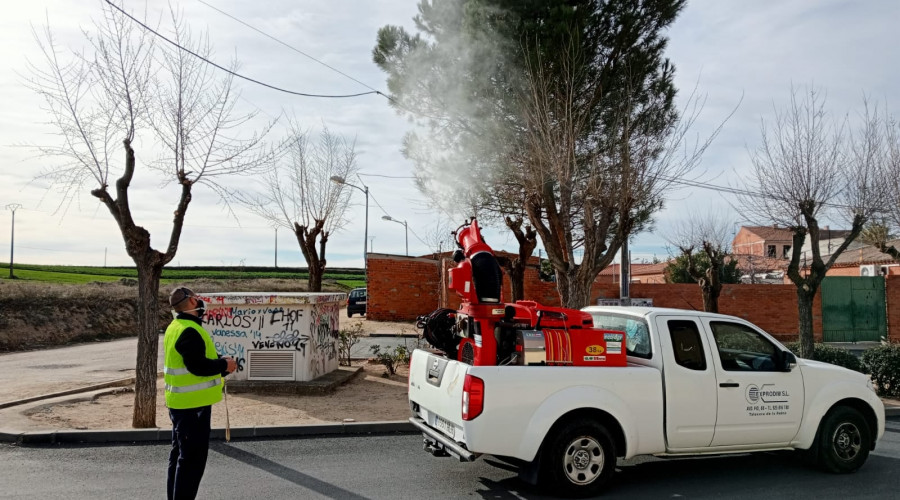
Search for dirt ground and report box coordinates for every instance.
[340,313,419,336]
[23,314,420,430]
[25,361,411,430]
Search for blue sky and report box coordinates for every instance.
[1,0,897,268]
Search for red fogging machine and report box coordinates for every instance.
[417,219,626,367]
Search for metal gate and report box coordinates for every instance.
[821,276,886,342]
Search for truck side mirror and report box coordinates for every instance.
[781,351,797,372]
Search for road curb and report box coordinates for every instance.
[0,377,137,410]
[0,420,417,445]
[367,333,419,338]
[2,411,896,445]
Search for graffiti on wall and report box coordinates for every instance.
[307,302,340,378]
[203,300,339,380]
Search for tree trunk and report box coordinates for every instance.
[556,267,593,310]
[308,261,324,292]
[295,220,327,292]
[133,261,162,428]
[507,263,525,302]
[498,217,537,303]
[797,287,816,359]
[699,281,720,313]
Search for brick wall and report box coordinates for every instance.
[366,254,879,343]
[367,254,443,321]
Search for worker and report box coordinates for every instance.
[164,286,237,500]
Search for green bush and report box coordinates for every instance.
[861,343,900,398]
[338,323,364,366]
[783,342,863,373]
[370,344,410,377]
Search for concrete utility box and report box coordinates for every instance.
[197,292,345,382]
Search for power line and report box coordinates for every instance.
[104,0,382,99]
[195,0,382,94]
[658,174,863,211]
[190,0,446,122]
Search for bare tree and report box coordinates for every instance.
[666,213,734,312]
[243,125,358,291]
[864,118,900,259]
[422,216,455,258]
[738,88,889,358]
[412,163,538,302]
[27,2,274,427]
[519,39,722,309]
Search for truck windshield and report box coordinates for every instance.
[588,313,652,359]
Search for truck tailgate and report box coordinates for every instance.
[408,349,468,443]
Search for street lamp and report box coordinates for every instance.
[330,175,369,279]
[5,204,21,279]
[382,215,408,256]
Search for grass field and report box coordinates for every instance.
[0,263,366,289]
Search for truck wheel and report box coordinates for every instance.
[816,406,871,473]
[347,311,353,318]
[543,419,616,497]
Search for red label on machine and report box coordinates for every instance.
[543,329,626,367]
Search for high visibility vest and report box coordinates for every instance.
[163,318,224,409]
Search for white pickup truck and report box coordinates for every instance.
[408,306,886,497]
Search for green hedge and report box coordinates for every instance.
[783,342,863,373]
[861,343,900,398]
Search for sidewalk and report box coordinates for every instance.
[1,333,897,445]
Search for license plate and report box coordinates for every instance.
[358,301,367,305]
[434,414,455,437]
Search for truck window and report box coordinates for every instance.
[588,313,651,359]
[668,320,706,370]
[710,321,778,371]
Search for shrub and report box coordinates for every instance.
[337,323,364,366]
[370,344,410,377]
[783,342,863,373]
[861,343,900,398]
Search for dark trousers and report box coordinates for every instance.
[167,405,212,500]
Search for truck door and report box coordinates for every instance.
[655,316,718,449]
[701,319,804,447]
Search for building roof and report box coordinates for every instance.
[598,262,670,276]
[827,239,900,267]
[739,225,796,242]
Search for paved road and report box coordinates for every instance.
[0,334,417,404]
[1,419,898,499]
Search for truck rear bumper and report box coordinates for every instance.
[409,416,480,462]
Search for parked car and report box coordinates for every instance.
[347,287,367,317]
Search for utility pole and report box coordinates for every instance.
[382,216,408,256]
[274,227,278,268]
[370,236,375,253]
[330,176,369,279]
[619,239,631,306]
[104,247,107,268]
[6,204,21,279]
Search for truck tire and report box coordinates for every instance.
[542,419,616,497]
[816,406,871,473]
[347,311,353,318]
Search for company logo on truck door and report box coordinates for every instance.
[745,384,789,404]
[586,345,605,355]
[745,384,792,417]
